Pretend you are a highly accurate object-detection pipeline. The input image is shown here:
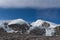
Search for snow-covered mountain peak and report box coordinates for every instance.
[31,19,60,28]
[29,19,60,36]
[8,19,29,26]
[31,19,45,27]
[0,19,60,36]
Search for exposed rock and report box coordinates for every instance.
[8,23,30,34]
[4,22,8,28]
[0,28,7,34]
[54,26,60,35]
[29,27,45,35]
[42,22,50,27]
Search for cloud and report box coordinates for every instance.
[0,0,60,8]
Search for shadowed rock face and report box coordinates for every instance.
[0,28,6,34]
[8,24,20,31]
[30,27,45,35]
[4,22,8,28]
[55,26,60,35]
[42,22,50,27]
[8,24,30,34]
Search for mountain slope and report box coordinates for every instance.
[0,19,60,36]
[29,19,60,36]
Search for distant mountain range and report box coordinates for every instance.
[0,19,60,36]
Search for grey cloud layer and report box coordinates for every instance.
[0,0,60,8]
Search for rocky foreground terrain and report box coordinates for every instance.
[0,29,59,40]
[0,19,60,40]
[0,32,60,40]
[0,28,59,40]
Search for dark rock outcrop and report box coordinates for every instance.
[4,22,8,28]
[0,28,7,34]
[30,27,45,35]
[8,24,30,34]
[54,26,60,35]
[42,22,50,27]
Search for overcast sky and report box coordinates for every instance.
[0,0,60,8]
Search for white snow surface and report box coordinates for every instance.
[8,19,29,26]
[31,19,45,27]
[31,19,59,28]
